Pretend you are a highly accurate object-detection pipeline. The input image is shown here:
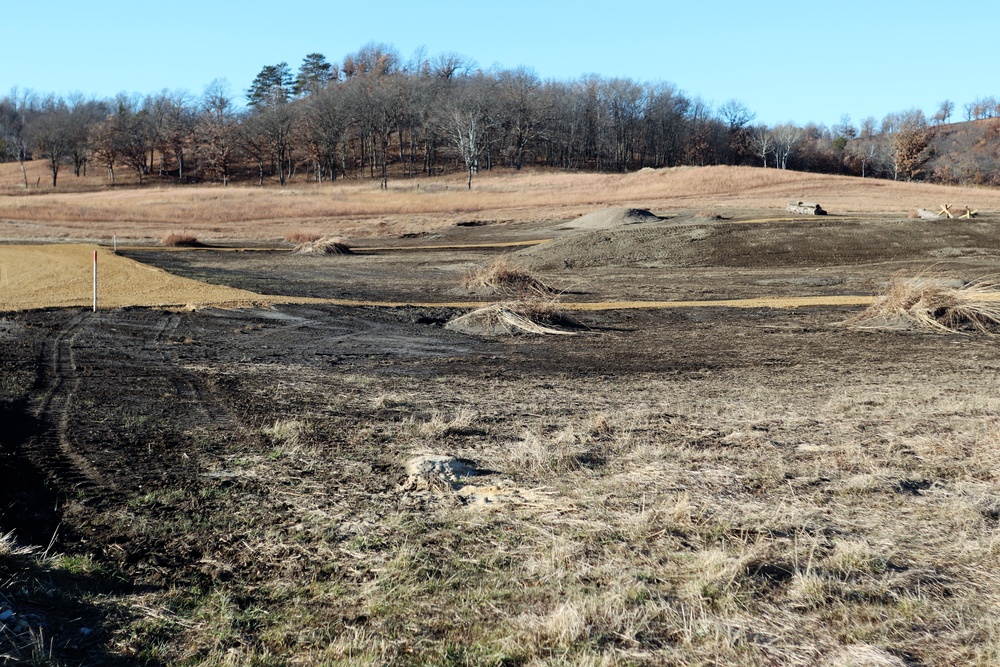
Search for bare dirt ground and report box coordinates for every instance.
[3,171,1000,665]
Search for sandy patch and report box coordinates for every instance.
[398,454,554,508]
[0,244,300,312]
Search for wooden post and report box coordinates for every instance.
[92,250,97,312]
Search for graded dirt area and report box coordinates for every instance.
[3,192,1000,665]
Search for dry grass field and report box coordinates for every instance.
[3,161,1000,242]
[2,166,1000,666]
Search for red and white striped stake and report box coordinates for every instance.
[92,250,97,312]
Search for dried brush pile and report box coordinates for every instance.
[843,274,1000,333]
[161,233,201,247]
[446,300,578,336]
[463,256,555,297]
[294,236,352,255]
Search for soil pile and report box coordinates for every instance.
[519,218,1000,270]
[518,224,713,270]
[561,207,662,231]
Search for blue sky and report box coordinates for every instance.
[3,0,994,128]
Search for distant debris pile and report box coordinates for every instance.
[912,204,978,220]
[786,201,827,215]
[294,236,353,255]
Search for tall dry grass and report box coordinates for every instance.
[1,163,998,240]
[843,274,1000,333]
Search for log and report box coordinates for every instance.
[915,208,943,219]
[786,201,827,215]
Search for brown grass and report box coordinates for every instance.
[284,230,324,244]
[160,233,200,247]
[463,255,555,296]
[843,273,1000,333]
[1,164,998,241]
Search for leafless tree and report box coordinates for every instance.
[772,124,802,169]
[197,80,239,186]
[750,125,774,167]
[32,96,75,186]
[0,89,34,188]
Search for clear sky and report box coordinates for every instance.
[2,0,995,128]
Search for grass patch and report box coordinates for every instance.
[283,230,324,244]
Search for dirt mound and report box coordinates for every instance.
[518,224,712,270]
[561,207,662,230]
[519,218,1000,270]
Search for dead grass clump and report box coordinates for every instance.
[294,236,352,255]
[284,230,324,244]
[842,274,1000,333]
[445,300,578,336]
[463,256,555,297]
[161,233,200,247]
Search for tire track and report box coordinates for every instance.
[28,312,112,495]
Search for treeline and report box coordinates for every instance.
[0,43,996,188]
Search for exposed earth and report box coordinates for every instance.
[2,206,1000,665]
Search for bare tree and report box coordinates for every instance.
[32,96,75,186]
[0,90,33,188]
[718,99,756,164]
[772,123,802,169]
[197,80,239,186]
[749,125,774,167]
[932,100,954,126]
[495,67,546,170]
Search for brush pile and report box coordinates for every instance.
[843,274,1000,333]
[294,236,352,255]
[463,256,555,297]
[445,300,577,336]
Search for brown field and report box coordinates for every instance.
[2,166,1000,666]
[3,161,1000,242]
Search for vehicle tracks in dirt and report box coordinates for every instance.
[28,312,113,496]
